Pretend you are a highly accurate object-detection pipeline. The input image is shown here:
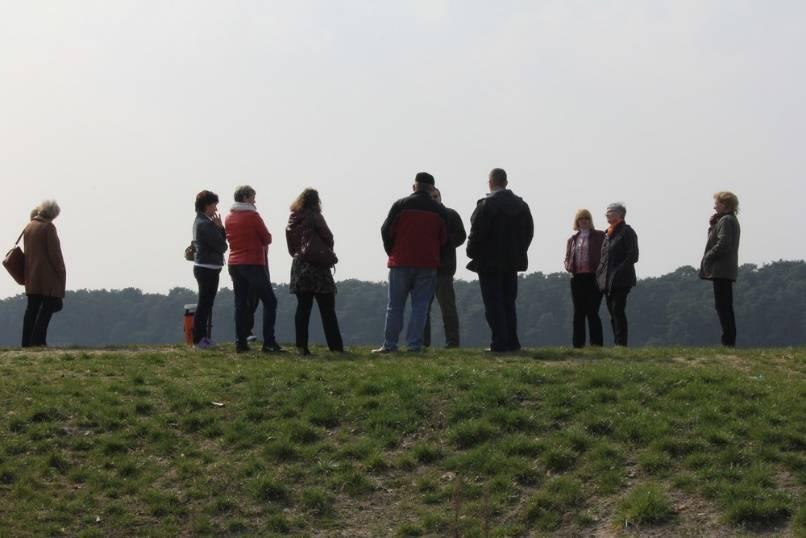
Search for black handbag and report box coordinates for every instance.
[3,229,25,285]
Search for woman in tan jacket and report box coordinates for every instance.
[22,200,66,347]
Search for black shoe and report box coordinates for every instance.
[262,342,286,353]
[236,344,250,354]
[296,347,312,356]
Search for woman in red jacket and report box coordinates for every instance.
[224,185,284,353]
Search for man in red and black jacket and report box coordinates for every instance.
[373,172,448,353]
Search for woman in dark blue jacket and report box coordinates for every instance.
[192,190,228,349]
[596,203,639,346]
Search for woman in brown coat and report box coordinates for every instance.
[565,209,606,347]
[22,200,66,347]
[285,189,344,355]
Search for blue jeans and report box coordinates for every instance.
[382,267,437,350]
[228,264,278,347]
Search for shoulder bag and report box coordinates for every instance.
[3,229,26,285]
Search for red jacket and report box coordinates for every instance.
[225,206,272,266]
[381,190,448,269]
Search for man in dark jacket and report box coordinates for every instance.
[466,168,534,352]
[424,188,466,348]
[596,203,639,346]
[374,172,448,353]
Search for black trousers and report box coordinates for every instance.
[570,274,603,347]
[605,287,630,346]
[478,271,520,352]
[713,279,736,347]
[246,289,260,335]
[192,266,221,343]
[424,274,460,348]
[294,292,344,351]
[229,265,278,347]
[22,294,62,347]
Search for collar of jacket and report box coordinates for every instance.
[230,202,257,212]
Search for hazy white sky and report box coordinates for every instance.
[2,1,804,299]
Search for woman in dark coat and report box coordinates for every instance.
[22,200,66,347]
[285,189,344,355]
[191,190,228,349]
[699,191,740,346]
[596,203,639,346]
[565,209,606,347]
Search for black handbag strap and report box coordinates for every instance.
[14,229,24,246]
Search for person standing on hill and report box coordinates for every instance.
[373,172,448,353]
[286,188,344,355]
[191,190,227,349]
[21,200,66,347]
[225,185,284,354]
[596,203,639,346]
[699,191,741,347]
[424,187,466,348]
[564,209,606,348]
[466,168,534,353]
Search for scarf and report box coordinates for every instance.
[230,202,256,212]
[606,220,623,237]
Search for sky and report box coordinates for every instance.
[1,1,804,299]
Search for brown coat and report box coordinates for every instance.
[564,230,605,274]
[23,217,66,298]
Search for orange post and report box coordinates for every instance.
[183,304,197,346]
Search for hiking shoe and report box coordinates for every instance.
[193,337,214,350]
[235,343,250,354]
[296,347,312,356]
[246,333,257,343]
[262,342,286,353]
[371,346,397,354]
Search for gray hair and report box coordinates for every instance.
[606,202,626,218]
[35,200,61,220]
[233,185,256,203]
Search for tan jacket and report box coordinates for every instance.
[23,217,66,298]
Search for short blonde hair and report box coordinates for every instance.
[35,200,61,220]
[714,191,739,214]
[573,209,595,231]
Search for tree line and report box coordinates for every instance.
[0,261,804,348]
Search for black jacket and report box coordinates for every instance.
[596,222,639,292]
[439,206,467,276]
[466,190,534,273]
[193,213,228,266]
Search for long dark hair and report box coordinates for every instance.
[290,188,321,213]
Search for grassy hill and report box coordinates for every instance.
[0,346,804,536]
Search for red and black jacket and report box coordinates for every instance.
[381,190,448,269]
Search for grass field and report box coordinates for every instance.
[0,346,804,537]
